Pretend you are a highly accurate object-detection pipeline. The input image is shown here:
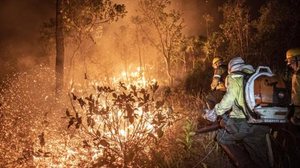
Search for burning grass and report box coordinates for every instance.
[0,65,232,168]
[35,81,181,167]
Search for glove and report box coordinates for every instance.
[203,109,217,122]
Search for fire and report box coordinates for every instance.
[113,66,153,88]
[29,67,177,167]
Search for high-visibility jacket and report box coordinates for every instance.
[211,65,227,91]
[214,69,253,119]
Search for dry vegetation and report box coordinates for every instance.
[1,0,299,167]
[0,65,233,167]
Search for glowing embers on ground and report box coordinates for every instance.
[112,66,156,89]
[32,68,176,167]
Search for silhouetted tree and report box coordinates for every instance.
[252,0,300,70]
[49,0,126,93]
[219,0,251,59]
[55,0,64,97]
[62,0,126,84]
[138,0,184,86]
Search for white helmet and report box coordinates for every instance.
[228,57,245,73]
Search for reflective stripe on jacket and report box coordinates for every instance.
[214,73,247,118]
[211,65,227,91]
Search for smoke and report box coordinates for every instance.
[180,0,225,36]
[0,0,55,78]
[93,0,225,83]
[59,0,227,85]
[115,0,223,36]
[0,0,224,83]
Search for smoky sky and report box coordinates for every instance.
[116,0,224,36]
[0,0,249,78]
[0,0,220,55]
[0,0,54,79]
[0,0,54,44]
[0,0,54,67]
[179,0,225,36]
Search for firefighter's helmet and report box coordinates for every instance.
[228,57,245,73]
[286,48,300,65]
[212,57,224,68]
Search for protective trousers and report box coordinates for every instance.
[216,118,270,168]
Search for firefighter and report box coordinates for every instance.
[205,57,227,109]
[204,57,270,168]
[286,48,300,125]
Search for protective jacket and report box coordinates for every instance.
[214,68,254,118]
[213,66,269,168]
[211,65,227,91]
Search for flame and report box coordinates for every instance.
[112,66,155,88]
[30,66,173,167]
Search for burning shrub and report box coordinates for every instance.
[68,82,178,167]
[31,81,180,167]
[0,65,212,167]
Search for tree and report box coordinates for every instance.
[182,36,207,72]
[219,0,252,59]
[203,32,225,60]
[63,0,126,43]
[49,0,126,95]
[252,0,300,70]
[203,14,214,39]
[137,0,184,86]
[62,0,126,85]
[207,0,300,69]
[55,0,64,97]
[114,25,132,82]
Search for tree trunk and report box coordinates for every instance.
[184,53,187,72]
[55,0,65,97]
[164,56,173,86]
